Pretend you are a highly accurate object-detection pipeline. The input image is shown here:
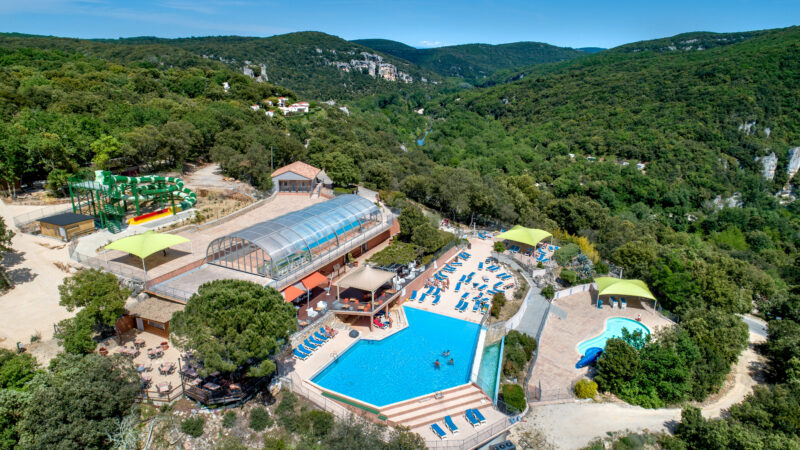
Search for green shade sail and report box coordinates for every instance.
[495,225,552,247]
[595,277,656,301]
[105,230,190,259]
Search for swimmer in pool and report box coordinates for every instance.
[434,360,441,368]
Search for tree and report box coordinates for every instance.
[397,205,427,242]
[90,135,121,170]
[542,284,555,300]
[493,241,506,253]
[0,219,14,291]
[0,349,38,390]
[595,339,640,393]
[314,152,359,186]
[170,280,296,377]
[18,353,139,449]
[58,269,129,328]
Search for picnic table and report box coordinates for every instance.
[156,382,171,394]
[133,338,145,348]
[203,382,221,391]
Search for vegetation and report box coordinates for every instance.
[17,353,139,449]
[222,410,237,429]
[500,383,526,413]
[541,284,555,300]
[502,330,536,378]
[248,407,272,431]
[574,379,598,399]
[0,219,13,292]
[370,204,455,267]
[170,280,296,377]
[493,241,506,253]
[181,416,205,437]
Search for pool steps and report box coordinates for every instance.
[381,383,491,428]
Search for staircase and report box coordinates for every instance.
[381,384,492,429]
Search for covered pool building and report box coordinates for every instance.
[206,195,385,280]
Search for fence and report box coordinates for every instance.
[68,240,146,287]
[12,204,74,231]
[138,384,184,404]
[552,282,595,300]
[426,418,513,450]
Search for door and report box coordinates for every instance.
[135,318,144,331]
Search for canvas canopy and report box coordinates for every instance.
[282,285,305,303]
[495,225,552,247]
[105,231,189,259]
[335,266,395,293]
[595,277,656,301]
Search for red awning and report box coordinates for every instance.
[282,285,305,303]
[301,271,328,290]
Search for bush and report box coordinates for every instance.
[560,269,578,285]
[542,284,555,299]
[494,241,506,253]
[594,261,609,274]
[263,436,288,450]
[575,379,598,399]
[249,407,272,431]
[222,410,236,428]
[501,384,526,412]
[303,410,334,438]
[181,417,205,437]
[506,330,537,354]
[553,243,580,265]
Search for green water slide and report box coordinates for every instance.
[101,171,197,212]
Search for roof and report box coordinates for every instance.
[496,225,552,247]
[301,271,328,290]
[282,285,305,302]
[127,297,184,323]
[335,266,395,293]
[105,231,190,259]
[38,212,95,226]
[271,161,321,180]
[595,277,656,301]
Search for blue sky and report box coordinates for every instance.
[0,0,796,48]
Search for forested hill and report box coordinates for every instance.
[352,39,586,82]
[425,26,800,216]
[112,32,444,100]
[0,32,443,100]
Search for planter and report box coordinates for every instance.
[160,342,169,351]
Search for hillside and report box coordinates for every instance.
[352,39,586,82]
[425,26,800,214]
[112,32,444,100]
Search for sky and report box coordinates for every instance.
[0,0,797,49]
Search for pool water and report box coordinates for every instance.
[476,341,502,402]
[312,306,480,407]
[577,317,651,355]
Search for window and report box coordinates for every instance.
[147,320,166,330]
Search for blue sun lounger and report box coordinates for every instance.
[314,331,328,342]
[494,281,503,287]
[431,423,448,440]
[303,339,318,351]
[455,282,462,292]
[472,302,480,312]
[461,292,470,301]
[459,275,466,282]
[458,301,469,312]
[478,262,484,270]
[293,348,309,360]
[444,415,459,434]
[432,295,441,305]
[455,300,467,311]
[468,272,475,277]
[487,289,498,295]
[419,293,427,303]
[478,284,488,291]
[432,287,440,295]
[297,344,314,354]
[308,335,324,346]
[451,262,463,266]
[465,410,480,427]
[408,290,418,301]
[496,273,507,279]
[471,408,487,424]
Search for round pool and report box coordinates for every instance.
[577,317,650,356]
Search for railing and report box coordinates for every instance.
[146,283,195,303]
[68,240,146,287]
[279,375,359,420]
[426,417,513,449]
[552,282,595,300]
[137,384,184,404]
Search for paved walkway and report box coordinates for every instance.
[514,286,549,337]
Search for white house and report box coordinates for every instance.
[265,111,274,118]
[277,97,289,107]
[250,104,260,111]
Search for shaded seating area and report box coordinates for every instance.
[333,266,398,330]
[594,277,657,312]
[495,225,553,261]
[282,271,331,330]
[104,230,191,280]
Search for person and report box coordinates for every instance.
[434,360,441,368]
[442,350,450,357]
[162,249,167,257]
[448,358,454,365]
[636,313,642,322]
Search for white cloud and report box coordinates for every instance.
[419,40,443,47]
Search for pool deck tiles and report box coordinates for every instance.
[528,290,673,401]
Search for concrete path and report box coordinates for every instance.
[514,287,550,337]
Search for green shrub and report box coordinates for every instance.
[493,241,506,253]
[594,261,609,274]
[542,284,555,299]
[553,243,580,265]
[181,416,205,437]
[506,330,537,354]
[501,384,526,412]
[560,269,578,285]
[490,302,502,317]
[222,410,236,428]
[301,410,334,438]
[575,379,598,399]
[249,407,272,431]
[262,435,288,450]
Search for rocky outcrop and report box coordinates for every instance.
[329,52,412,83]
[787,147,800,180]
[242,62,268,82]
[755,152,778,180]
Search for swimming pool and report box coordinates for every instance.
[577,317,650,355]
[312,306,480,407]
[476,340,503,403]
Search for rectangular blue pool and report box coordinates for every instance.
[311,306,481,407]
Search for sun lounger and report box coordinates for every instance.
[431,423,448,440]
[494,281,503,287]
[432,295,441,305]
[621,299,627,309]
[465,410,480,427]
[432,287,441,295]
[597,299,603,309]
[293,349,308,360]
[297,344,314,354]
[419,293,427,303]
[478,284,488,290]
[459,275,466,282]
[487,289,498,295]
[455,300,466,311]
[314,331,328,342]
[458,301,469,312]
[444,415,459,434]
[461,292,469,300]
[468,272,475,277]
[408,290,418,301]
[478,262,484,270]
[308,335,324,346]
[471,408,487,424]
[455,282,462,292]
[303,339,317,351]
[451,262,462,266]
[461,251,471,258]
[472,302,480,312]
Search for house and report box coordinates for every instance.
[277,97,289,107]
[250,104,260,111]
[116,297,185,339]
[288,102,309,114]
[265,110,274,118]
[271,161,332,193]
[37,212,95,241]
[222,82,230,91]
